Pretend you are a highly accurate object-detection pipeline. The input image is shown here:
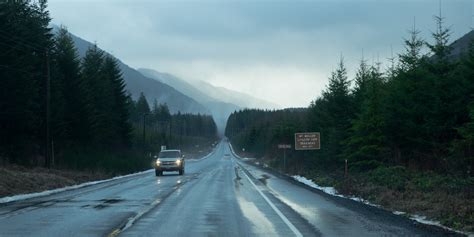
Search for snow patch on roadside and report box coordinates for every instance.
[293,175,341,197]
[406,214,471,236]
[293,175,473,237]
[0,169,153,204]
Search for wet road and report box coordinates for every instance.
[0,141,455,236]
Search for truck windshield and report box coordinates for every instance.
[159,151,180,158]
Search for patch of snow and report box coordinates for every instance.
[393,211,406,215]
[292,175,343,198]
[293,175,380,206]
[411,214,442,226]
[0,169,153,204]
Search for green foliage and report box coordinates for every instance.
[368,166,410,191]
[349,160,383,173]
[225,17,474,179]
[128,93,218,153]
[225,108,307,161]
[0,2,217,173]
[0,0,53,164]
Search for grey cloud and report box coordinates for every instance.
[48,0,473,107]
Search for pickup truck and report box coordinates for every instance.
[154,149,185,176]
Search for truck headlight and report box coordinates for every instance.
[175,159,182,166]
[156,160,161,166]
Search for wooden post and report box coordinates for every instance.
[344,159,348,178]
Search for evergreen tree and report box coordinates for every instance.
[102,55,132,147]
[309,57,353,165]
[135,92,151,115]
[51,26,86,146]
[0,0,53,164]
[384,24,429,167]
[345,64,388,164]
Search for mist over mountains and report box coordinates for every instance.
[138,68,281,135]
[56,27,209,115]
[54,26,279,134]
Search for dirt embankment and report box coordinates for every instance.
[0,165,111,198]
[0,142,217,198]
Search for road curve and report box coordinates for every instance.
[0,141,461,236]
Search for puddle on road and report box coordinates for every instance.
[233,166,243,189]
[258,174,270,186]
[237,196,278,236]
[88,198,124,210]
[101,198,123,204]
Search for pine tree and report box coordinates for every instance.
[102,55,132,147]
[352,58,371,111]
[309,57,353,165]
[81,45,111,145]
[0,0,53,164]
[51,26,86,147]
[345,64,388,165]
[384,23,428,167]
[136,92,151,115]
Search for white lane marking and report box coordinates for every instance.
[239,165,303,237]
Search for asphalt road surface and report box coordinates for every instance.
[0,141,460,236]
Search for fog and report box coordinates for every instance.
[48,0,472,108]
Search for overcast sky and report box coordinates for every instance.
[48,0,473,108]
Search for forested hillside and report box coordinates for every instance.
[57,27,210,115]
[0,1,217,173]
[226,17,474,231]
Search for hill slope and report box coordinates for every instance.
[138,68,240,135]
[58,28,209,115]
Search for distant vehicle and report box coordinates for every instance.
[224,153,230,157]
[154,149,185,176]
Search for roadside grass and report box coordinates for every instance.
[0,165,111,197]
[329,166,474,232]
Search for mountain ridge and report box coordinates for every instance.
[53,26,210,115]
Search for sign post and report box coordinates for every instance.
[295,132,320,150]
[278,144,292,172]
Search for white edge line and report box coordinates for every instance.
[239,164,303,237]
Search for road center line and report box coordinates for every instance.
[239,164,303,237]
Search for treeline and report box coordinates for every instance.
[130,92,218,153]
[0,1,217,172]
[226,16,474,177]
[226,108,307,159]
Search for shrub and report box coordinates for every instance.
[368,166,410,191]
[349,160,383,173]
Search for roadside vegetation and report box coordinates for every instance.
[225,15,474,232]
[0,1,218,181]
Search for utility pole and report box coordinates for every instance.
[169,118,172,147]
[45,50,51,168]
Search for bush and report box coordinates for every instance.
[413,172,474,193]
[350,160,383,173]
[368,166,410,191]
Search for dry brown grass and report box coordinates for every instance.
[0,165,111,198]
[342,177,474,232]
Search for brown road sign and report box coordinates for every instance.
[295,132,320,150]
